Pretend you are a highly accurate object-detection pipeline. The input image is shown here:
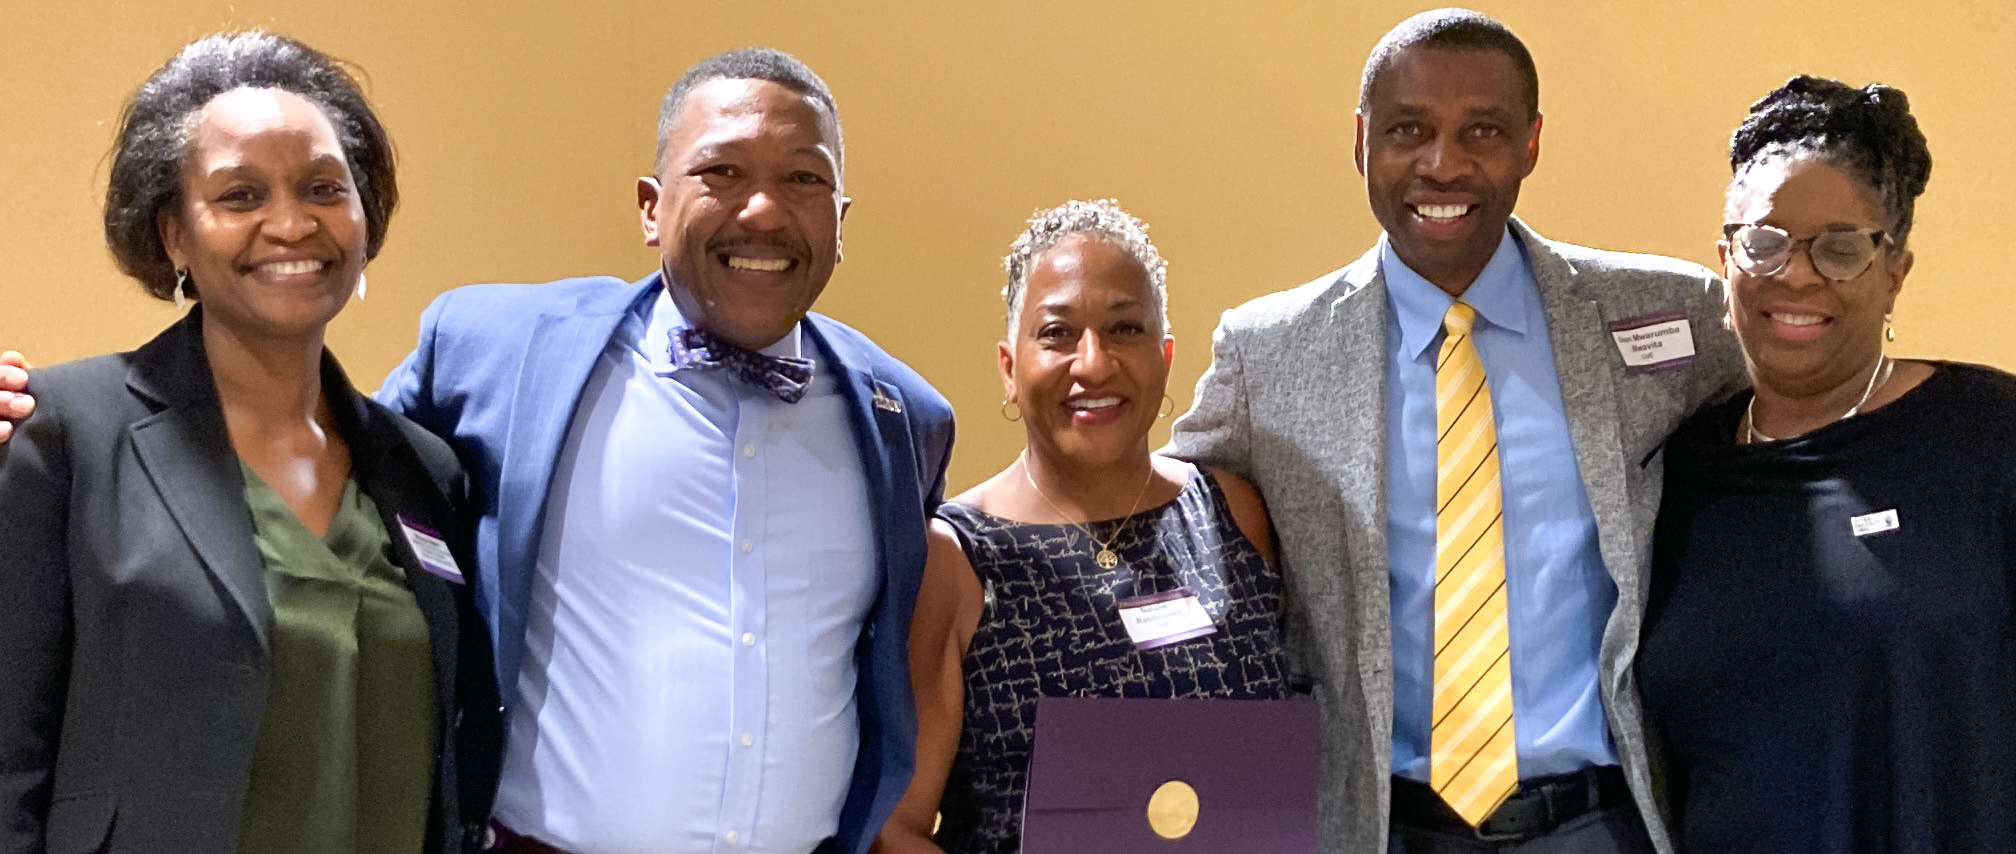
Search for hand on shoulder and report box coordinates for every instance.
[0,351,36,443]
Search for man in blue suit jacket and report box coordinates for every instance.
[0,43,949,854]
[377,48,953,854]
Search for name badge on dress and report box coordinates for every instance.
[1851,509,1900,537]
[397,516,466,584]
[1608,311,1697,373]
[1117,588,1217,650]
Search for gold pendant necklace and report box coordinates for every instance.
[1020,452,1157,570]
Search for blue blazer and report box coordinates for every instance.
[377,272,956,854]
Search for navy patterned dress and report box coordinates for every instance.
[932,465,1292,854]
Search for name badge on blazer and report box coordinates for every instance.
[397,516,466,584]
[1609,311,1697,373]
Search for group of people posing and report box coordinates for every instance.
[0,6,2007,854]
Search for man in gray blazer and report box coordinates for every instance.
[1168,10,1743,853]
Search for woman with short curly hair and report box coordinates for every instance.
[876,200,1294,854]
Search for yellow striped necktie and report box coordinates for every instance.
[1429,301,1518,826]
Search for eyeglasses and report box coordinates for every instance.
[1722,223,1893,282]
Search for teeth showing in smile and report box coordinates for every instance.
[727,256,791,272]
[1414,203,1472,220]
[1067,396,1122,411]
[260,260,325,275]
[1770,312,1827,326]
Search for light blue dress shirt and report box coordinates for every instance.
[1382,230,1621,783]
[490,286,878,854]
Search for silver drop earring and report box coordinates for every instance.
[174,269,192,311]
[356,271,368,301]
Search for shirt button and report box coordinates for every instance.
[724,830,740,844]
[741,632,756,647]
[740,732,754,747]
[741,443,756,458]
[740,538,753,553]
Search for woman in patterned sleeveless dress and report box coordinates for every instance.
[874,200,1295,854]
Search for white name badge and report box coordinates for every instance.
[1851,509,1900,537]
[397,516,466,584]
[1608,312,1697,373]
[1117,588,1218,650]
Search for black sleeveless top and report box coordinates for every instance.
[932,465,1292,854]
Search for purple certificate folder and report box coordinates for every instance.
[1019,697,1320,853]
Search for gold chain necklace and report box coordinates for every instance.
[1746,354,1892,444]
[1019,451,1157,570]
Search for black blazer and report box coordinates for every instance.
[0,310,501,854]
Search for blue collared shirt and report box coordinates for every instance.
[490,286,878,854]
[1382,230,1620,782]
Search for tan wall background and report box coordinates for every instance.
[4,0,2011,491]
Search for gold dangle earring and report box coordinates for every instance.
[1884,314,1896,343]
[174,269,192,311]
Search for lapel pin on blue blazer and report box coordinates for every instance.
[871,385,902,414]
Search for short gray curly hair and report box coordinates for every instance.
[1001,199,1169,338]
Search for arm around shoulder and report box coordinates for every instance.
[1167,317,1255,477]
[1204,466,1277,567]
[874,519,982,854]
[373,288,462,424]
[917,399,956,513]
[1690,270,1750,406]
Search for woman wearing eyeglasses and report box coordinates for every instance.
[1636,76,2016,852]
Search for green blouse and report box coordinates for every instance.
[235,463,437,854]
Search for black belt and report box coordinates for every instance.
[1389,765,1632,843]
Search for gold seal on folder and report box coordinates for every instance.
[1146,779,1200,840]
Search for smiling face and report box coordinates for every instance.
[159,86,367,339]
[999,234,1175,470]
[1355,45,1540,295]
[639,77,848,350]
[1722,156,1911,398]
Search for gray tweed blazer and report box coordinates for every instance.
[1168,218,1745,854]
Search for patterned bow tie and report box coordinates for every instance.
[666,326,815,403]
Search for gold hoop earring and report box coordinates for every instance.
[1884,314,1896,342]
[1001,400,1022,422]
[1158,395,1175,418]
